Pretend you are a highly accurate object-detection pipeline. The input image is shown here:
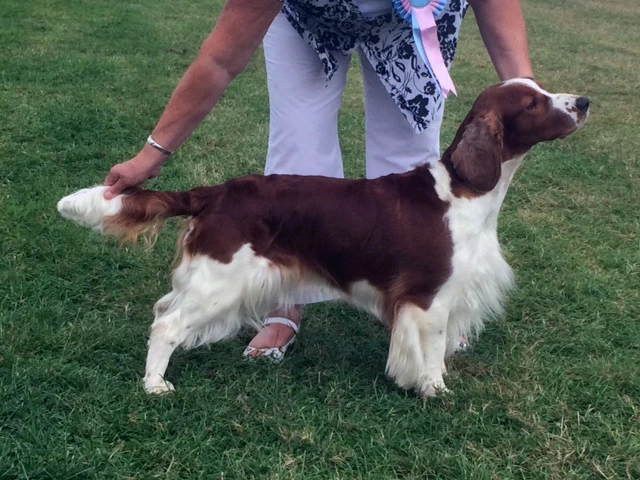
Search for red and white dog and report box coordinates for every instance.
[58,79,589,397]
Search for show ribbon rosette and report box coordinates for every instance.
[393,0,457,97]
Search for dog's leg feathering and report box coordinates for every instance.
[386,302,450,398]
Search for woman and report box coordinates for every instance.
[103,0,533,361]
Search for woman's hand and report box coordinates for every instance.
[103,149,167,199]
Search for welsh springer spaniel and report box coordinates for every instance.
[58,79,589,397]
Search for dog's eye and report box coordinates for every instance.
[526,98,539,110]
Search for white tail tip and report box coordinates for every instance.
[57,186,122,231]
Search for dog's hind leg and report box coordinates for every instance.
[386,302,450,398]
[142,291,188,393]
[153,291,178,319]
[144,248,279,394]
[144,288,248,394]
[144,308,182,394]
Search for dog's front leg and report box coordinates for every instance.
[386,302,450,398]
[417,301,450,398]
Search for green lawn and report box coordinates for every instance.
[1,0,639,478]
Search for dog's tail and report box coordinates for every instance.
[57,185,212,246]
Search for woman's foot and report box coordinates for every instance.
[242,306,302,362]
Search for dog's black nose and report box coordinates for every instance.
[576,96,590,112]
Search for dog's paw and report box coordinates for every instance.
[144,374,175,395]
[418,378,450,399]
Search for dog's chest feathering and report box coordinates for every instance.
[430,160,521,319]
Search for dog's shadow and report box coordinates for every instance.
[167,303,386,383]
[166,302,510,396]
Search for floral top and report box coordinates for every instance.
[282,0,469,132]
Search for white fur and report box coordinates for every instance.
[437,158,520,356]
[348,280,384,320]
[57,186,122,232]
[386,303,449,397]
[146,257,388,393]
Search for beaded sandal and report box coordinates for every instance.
[242,317,299,363]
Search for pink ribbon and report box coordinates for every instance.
[401,0,457,97]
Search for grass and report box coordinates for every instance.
[1,0,639,478]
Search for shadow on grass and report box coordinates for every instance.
[162,301,511,398]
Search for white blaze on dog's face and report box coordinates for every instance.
[444,78,590,193]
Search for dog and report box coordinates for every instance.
[57,79,589,397]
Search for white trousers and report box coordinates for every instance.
[263,13,445,304]
[263,13,444,180]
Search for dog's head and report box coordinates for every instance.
[443,78,590,193]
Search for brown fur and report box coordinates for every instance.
[102,189,211,246]
[449,112,504,193]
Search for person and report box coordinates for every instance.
[103,0,534,361]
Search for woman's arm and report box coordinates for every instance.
[468,0,534,81]
[104,0,282,198]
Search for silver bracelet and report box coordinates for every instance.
[146,135,174,156]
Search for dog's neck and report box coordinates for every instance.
[427,154,526,224]
[490,155,526,209]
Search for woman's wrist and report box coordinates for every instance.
[140,143,172,166]
[146,135,175,156]
[498,64,534,82]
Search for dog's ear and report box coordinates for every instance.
[449,113,504,192]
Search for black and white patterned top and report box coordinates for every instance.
[282,0,469,132]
